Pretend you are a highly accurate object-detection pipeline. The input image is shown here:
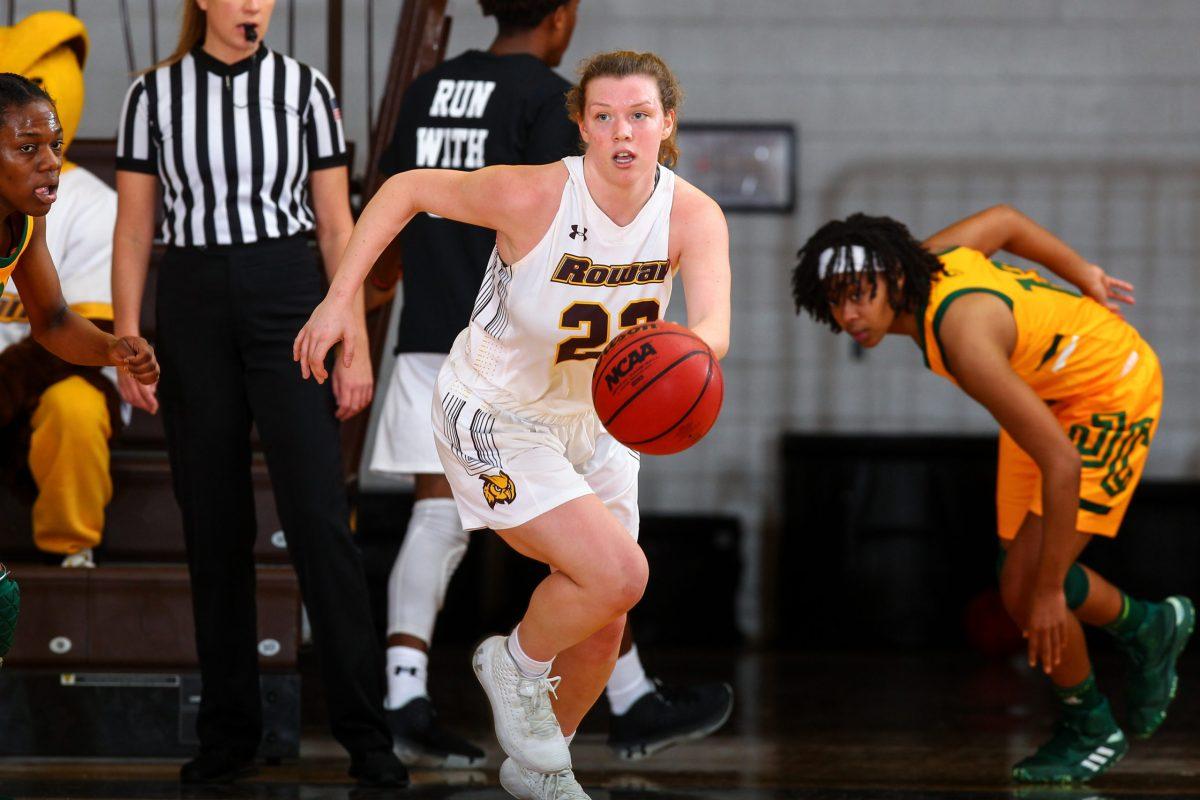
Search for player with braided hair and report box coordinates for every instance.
[792,206,1193,784]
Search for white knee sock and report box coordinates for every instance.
[606,644,656,716]
[386,498,469,644]
[508,625,554,678]
[385,645,428,710]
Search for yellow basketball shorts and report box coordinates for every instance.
[996,348,1163,540]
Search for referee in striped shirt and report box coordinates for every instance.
[111,0,403,787]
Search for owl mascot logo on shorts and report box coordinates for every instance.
[480,471,518,509]
[0,11,89,160]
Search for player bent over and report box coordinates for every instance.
[790,205,1193,783]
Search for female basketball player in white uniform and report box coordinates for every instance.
[296,51,730,799]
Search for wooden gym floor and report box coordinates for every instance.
[1,649,1199,799]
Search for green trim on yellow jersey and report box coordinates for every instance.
[1079,498,1112,515]
[925,287,1014,372]
[0,214,33,295]
[0,214,31,269]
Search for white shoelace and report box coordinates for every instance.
[538,768,588,799]
[517,675,562,738]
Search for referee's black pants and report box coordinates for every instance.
[156,236,391,760]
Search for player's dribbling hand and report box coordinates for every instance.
[1078,263,1135,316]
[293,298,356,384]
[1024,588,1069,675]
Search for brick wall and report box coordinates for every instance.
[42,0,1200,637]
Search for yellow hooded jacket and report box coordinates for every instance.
[0,10,89,160]
[0,11,113,324]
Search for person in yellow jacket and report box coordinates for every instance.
[0,12,121,566]
[791,205,1193,784]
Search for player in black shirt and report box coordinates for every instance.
[370,0,733,769]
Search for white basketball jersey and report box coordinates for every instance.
[450,156,675,418]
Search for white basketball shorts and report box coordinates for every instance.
[431,361,640,538]
[369,352,447,476]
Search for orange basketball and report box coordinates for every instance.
[591,320,723,455]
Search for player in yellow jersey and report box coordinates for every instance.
[791,205,1193,784]
[0,73,158,665]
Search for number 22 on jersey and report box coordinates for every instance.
[556,299,661,363]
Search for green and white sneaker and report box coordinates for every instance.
[1012,698,1127,784]
[1122,595,1195,738]
[0,563,20,667]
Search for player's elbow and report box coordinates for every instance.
[1039,446,1082,482]
[380,172,416,209]
[691,322,729,360]
[980,203,1019,224]
[30,303,69,343]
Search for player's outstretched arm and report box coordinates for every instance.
[15,217,159,384]
[938,293,1084,676]
[923,204,1134,313]
[294,164,556,383]
[673,182,731,359]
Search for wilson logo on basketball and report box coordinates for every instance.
[480,471,517,509]
[604,342,657,390]
[551,254,670,288]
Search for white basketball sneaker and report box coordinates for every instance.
[499,758,590,800]
[472,635,571,773]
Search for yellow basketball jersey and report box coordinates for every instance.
[919,246,1150,402]
[0,214,33,294]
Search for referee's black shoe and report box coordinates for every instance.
[608,679,734,761]
[349,749,409,788]
[179,750,257,784]
[388,697,486,768]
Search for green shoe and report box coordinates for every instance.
[1122,595,1195,738]
[0,563,20,667]
[1012,699,1127,784]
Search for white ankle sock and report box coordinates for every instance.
[606,644,655,716]
[385,645,428,710]
[564,732,576,746]
[507,626,554,678]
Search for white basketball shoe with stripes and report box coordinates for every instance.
[500,758,591,800]
[473,635,571,774]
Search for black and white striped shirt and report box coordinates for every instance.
[116,46,348,247]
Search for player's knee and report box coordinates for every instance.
[35,378,110,439]
[596,546,648,615]
[998,566,1030,627]
[618,547,649,610]
[1063,563,1090,610]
